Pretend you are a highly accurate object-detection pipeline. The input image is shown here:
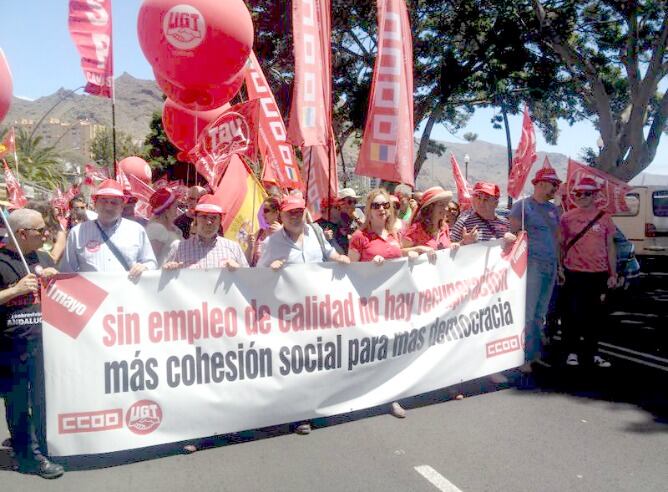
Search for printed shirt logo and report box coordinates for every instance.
[86,240,101,253]
[42,275,109,339]
[126,400,163,435]
[163,4,206,50]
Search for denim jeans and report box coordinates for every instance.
[525,259,557,362]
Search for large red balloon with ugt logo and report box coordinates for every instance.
[162,98,229,152]
[0,48,13,124]
[137,0,253,92]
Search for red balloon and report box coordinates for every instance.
[162,98,229,151]
[138,0,253,90]
[0,49,13,124]
[154,68,244,111]
[119,156,152,183]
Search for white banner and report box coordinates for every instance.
[42,236,528,456]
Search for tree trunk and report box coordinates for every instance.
[413,99,445,182]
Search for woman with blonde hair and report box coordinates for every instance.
[348,188,418,418]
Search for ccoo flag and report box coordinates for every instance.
[68,0,114,98]
[356,0,414,187]
[450,153,472,210]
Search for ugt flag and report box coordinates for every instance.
[563,159,632,214]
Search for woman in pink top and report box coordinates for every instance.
[559,177,617,368]
[349,188,418,419]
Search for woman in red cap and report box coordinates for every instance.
[146,188,183,266]
[559,177,617,368]
[349,188,418,418]
[402,186,459,257]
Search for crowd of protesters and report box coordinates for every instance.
[0,168,621,478]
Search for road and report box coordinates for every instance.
[1,272,666,491]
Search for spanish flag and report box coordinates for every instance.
[214,154,267,251]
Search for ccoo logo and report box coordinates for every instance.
[163,4,206,50]
[126,400,162,435]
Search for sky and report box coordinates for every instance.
[1,1,667,176]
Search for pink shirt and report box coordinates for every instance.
[349,229,403,262]
[561,208,615,272]
[404,222,451,250]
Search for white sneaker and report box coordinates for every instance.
[390,401,406,418]
[593,356,611,368]
[566,353,579,366]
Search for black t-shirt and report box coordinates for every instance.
[0,248,55,341]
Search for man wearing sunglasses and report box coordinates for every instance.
[450,181,513,244]
[509,167,562,372]
[559,177,616,368]
[0,209,64,478]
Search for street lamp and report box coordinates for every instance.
[464,153,470,180]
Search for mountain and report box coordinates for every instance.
[5,73,163,139]
[4,73,569,195]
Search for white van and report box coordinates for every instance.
[612,173,668,257]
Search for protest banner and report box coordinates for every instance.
[42,236,527,457]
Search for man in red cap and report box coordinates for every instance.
[59,179,156,279]
[163,194,248,270]
[559,176,616,368]
[450,181,513,244]
[174,186,207,239]
[257,195,350,269]
[509,167,562,372]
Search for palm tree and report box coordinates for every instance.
[1,127,67,189]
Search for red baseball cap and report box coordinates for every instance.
[472,181,500,198]
[532,167,562,185]
[194,194,225,215]
[572,176,601,192]
[93,179,127,201]
[281,195,306,212]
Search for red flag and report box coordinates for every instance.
[356,0,414,187]
[68,0,114,98]
[450,153,472,210]
[563,159,632,214]
[303,143,339,221]
[84,162,109,186]
[244,52,303,190]
[127,174,155,220]
[3,160,27,208]
[116,168,130,191]
[507,106,538,199]
[0,128,16,159]
[288,0,331,147]
[541,155,553,170]
[188,99,261,189]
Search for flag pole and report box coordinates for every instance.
[0,207,31,275]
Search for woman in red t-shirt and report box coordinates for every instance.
[349,188,417,419]
[402,186,460,259]
[559,177,617,368]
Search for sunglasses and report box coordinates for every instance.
[342,198,356,205]
[22,227,46,234]
[370,202,391,210]
[263,206,277,214]
[574,191,594,198]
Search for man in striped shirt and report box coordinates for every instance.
[59,180,157,280]
[163,195,248,270]
[450,182,513,244]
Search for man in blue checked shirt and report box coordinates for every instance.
[59,179,157,279]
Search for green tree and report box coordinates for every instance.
[89,127,141,169]
[141,110,185,172]
[533,0,668,180]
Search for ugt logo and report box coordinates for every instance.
[163,4,206,50]
[126,400,163,435]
